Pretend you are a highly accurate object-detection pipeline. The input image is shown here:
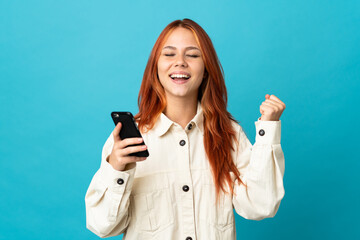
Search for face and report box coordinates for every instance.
[157,27,205,100]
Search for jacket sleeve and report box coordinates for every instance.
[85,133,136,238]
[232,118,285,220]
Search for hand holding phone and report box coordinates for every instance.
[107,112,149,171]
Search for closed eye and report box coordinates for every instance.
[164,54,199,58]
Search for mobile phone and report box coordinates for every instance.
[111,111,149,157]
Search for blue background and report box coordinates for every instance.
[1,0,359,239]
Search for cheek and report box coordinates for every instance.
[193,61,205,75]
[158,67,171,81]
[157,58,171,71]
[157,65,168,85]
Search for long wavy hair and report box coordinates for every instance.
[134,18,246,203]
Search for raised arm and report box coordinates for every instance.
[232,119,285,220]
[233,94,286,220]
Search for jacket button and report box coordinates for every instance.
[187,123,193,130]
[259,129,265,136]
[186,237,192,240]
[179,140,186,146]
[182,185,189,192]
[117,178,124,185]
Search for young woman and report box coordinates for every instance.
[85,18,286,240]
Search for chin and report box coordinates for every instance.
[172,92,189,98]
[165,89,190,98]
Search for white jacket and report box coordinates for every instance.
[85,101,285,239]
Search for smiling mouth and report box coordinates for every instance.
[168,73,192,85]
[169,75,191,79]
[169,76,190,84]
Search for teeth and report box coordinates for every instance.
[170,74,190,79]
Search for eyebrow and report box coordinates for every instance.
[162,46,200,51]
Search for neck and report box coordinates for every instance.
[163,96,198,130]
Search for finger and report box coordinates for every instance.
[262,101,280,112]
[118,137,143,149]
[264,99,284,109]
[121,145,147,156]
[269,95,285,107]
[259,104,267,115]
[113,122,122,142]
[261,103,282,120]
[122,156,147,163]
[260,104,275,114]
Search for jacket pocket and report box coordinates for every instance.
[130,174,174,233]
[199,172,235,232]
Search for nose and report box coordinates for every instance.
[174,54,187,67]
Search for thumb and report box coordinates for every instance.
[113,122,122,141]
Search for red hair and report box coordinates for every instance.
[134,18,245,203]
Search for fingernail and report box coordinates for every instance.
[138,138,143,142]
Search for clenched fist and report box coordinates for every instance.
[259,94,286,121]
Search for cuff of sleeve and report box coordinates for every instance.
[99,160,137,194]
[255,118,281,145]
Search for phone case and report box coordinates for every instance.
[111,111,149,157]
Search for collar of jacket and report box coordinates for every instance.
[153,101,204,137]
